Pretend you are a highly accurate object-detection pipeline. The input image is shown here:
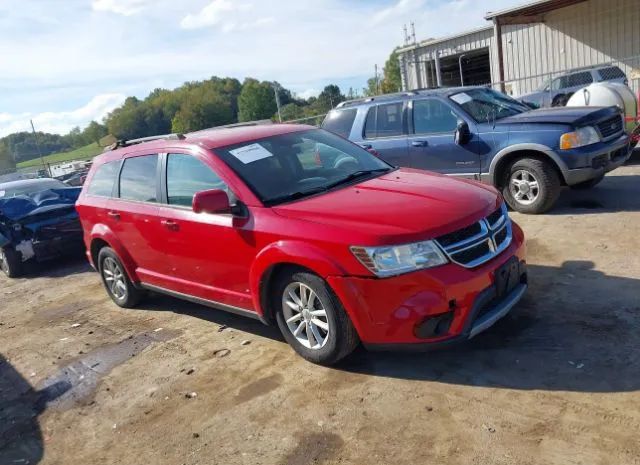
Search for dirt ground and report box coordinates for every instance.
[2,159,640,465]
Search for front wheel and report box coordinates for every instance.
[502,158,561,214]
[0,248,22,278]
[273,270,359,365]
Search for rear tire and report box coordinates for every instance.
[273,270,359,365]
[570,175,604,190]
[502,157,561,214]
[0,248,22,278]
[98,247,144,308]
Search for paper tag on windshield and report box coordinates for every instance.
[229,143,274,164]
[451,93,472,105]
[0,190,5,198]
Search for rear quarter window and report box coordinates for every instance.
[598,67,626,81]
[322,109,357,138]
[87,161,120,197]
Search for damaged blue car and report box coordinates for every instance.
[0,179,83,277]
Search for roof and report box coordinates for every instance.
[334,86,486,109]
[396,25,493,53]
[95,123,315,163]
[485,0,587,20]
[0,178,65,189]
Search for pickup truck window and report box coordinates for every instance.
[413,99,458,134]
[364,103,403,139]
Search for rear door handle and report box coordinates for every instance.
[107,211,120,220]
[359,144,373,150]
[411,140,429,147]
[161,219,179,231]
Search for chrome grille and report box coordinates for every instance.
[435,204,512,268]
[597,115,623,139]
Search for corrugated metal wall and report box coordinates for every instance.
[500,0,640,95]
[399,0,640,96]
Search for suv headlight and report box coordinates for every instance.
[351,240,448,277]
[560,126,600,150]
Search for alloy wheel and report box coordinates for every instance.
[102,257,128,301]
[509,169,540,205]
[282,282,330,350]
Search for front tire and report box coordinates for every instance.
[502,157,561,214]
[98,247,144,308]
[0,248,22,278]
[273,270,359,365]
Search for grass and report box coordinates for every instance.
[17,142,104,169]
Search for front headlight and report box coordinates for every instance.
[560,126,600,150]
[351,240,448,277]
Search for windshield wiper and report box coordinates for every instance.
[264,186,330,206]
[325,168,391,189]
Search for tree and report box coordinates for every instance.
[0,140,16,173]
[83,121,108,145]
[171,89,234,133]
[381,49,402,93]
[316,84,345,112]
[362,77,379,97]
[277,103,306,122]
[238,79,277,122]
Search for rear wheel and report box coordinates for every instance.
[273,270,359,365]
[98,247,144,308]
[570,175,604,190]
[0,248,22,278]
[502,157,561,214]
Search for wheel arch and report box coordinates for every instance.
[489,145,567,188]
[88,224,139,282]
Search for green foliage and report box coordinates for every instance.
[238,79,277,122]
[381,49,402,94]
[16,142,103,169]
[0,139,16,172]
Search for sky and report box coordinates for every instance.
[0,0,525,137]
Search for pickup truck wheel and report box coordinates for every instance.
[0,247,22,278]
[570,175,604,190]
[502,158,561,214]
[273,270,359,365]
[98,247,144,308]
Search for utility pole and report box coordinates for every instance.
[403,24,409,45]
[459,53,467,86]
[410,22,416,44]
[272,83,282,123]
[30,120,50,177]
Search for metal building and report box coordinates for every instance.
[398,0,640,96]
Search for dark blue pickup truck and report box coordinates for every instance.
[322,87,631,213]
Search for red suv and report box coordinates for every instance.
[76,124,527,365]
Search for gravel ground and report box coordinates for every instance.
[1,159,639,465]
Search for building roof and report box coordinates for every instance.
[485,0,587,20]
[397,25,493,53]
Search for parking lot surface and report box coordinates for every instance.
[2,160,640,465]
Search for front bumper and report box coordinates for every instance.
[327,222,527,347]
[563,135,631,185]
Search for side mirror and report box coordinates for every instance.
[192,189,231,214]
[454,120,471,145]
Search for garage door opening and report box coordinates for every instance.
[440,48,491,87]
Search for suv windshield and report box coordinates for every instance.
[215,129,393,206]
[450,88,529,123]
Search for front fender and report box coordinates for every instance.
[249,240,349,315]
[89,223,139,282]
[488,143,568,184]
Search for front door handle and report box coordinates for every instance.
[107,211,120,220]
[161,219,179,231]
[411,140,429,147]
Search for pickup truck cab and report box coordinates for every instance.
[322,87,631,214]
[76,125,527,365]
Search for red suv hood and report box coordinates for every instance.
[273,168,501,244]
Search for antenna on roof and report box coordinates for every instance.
[410,22,417,44]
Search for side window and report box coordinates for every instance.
[119,154,158,202]
[322,109,357,138]
[87,161,119,197]
[166,153,228,207]
[550,77,562,91]
[568,71,593,87]
[598,66,626,81]
[363,103,404,139]
[413,99,459,135]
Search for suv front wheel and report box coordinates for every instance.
[502,157,561,214]
[273,270,359,365]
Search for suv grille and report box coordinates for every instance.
[597,115,623,139]
[435,204,512,268]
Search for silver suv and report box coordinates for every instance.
[519,65,628,108]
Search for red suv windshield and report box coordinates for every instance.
[214,129,392,205]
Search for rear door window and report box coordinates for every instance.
[118,154,158,202]
[166,153,228,207]
[322,109,357,138]
[87,161,119,197]
[567,71,593,87]
[363,103,404,139]
[413,99,458,134]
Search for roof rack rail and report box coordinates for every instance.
[187,120,273,136]
[106,133,185,151]
[336,90,433,108]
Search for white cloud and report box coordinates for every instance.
[181,0,250,30]
[297,88,320,100]
[92,0,151,16]
[0,94,126,137]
